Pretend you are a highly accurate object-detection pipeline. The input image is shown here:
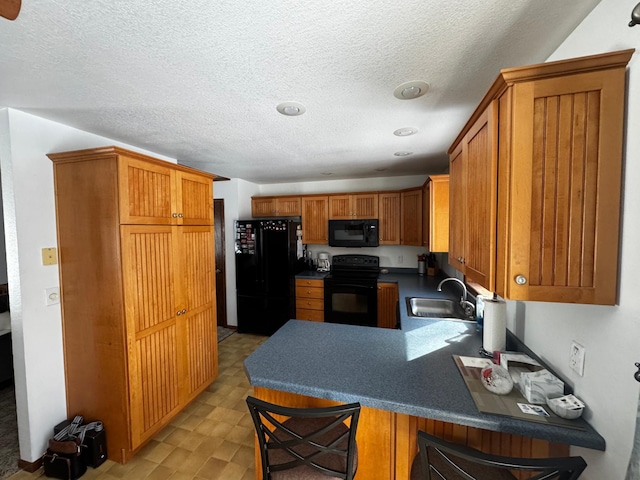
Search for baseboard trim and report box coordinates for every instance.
[18,456,42,473]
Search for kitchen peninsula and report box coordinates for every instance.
[244,273,605,480]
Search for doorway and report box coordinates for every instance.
[214,199,228,327]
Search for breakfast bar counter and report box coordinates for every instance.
[244,320,604,449]
[244,273,604,479]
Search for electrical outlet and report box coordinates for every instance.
[398,255,403,264]
[569,341,585,376]
[45,287,60,306]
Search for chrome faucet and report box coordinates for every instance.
[437,277,468,304]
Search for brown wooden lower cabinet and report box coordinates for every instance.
[377,282,399,329]
[295,278,324,322]
[253,387,569,480]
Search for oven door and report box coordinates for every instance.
[324,277,378,327]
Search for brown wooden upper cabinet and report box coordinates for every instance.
[422,175,450,253]
[251,196,301,217]
[378,192,401,245]
[328,193,379,219]
[448,49,634,305]
[301,196,329,244]
[400,188,422,246]
[118,156,213,225]
[448,106,497,288]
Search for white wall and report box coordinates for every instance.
[0,108,176,463]
[214,178,260,328]
[503,3,640,478]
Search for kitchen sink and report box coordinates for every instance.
[405,297,475,322]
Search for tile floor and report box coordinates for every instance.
[9,333,266,480]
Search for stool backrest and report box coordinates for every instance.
[416,431,587,480]
[246,396,360,480]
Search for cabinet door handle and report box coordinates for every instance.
[172,213,178,218]
[515,275,527,285]
[178,213,184,218]
[182,309,187,314]
[177,310,182,316]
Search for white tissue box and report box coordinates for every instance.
[520,369,564,404]
[499,352,564,404]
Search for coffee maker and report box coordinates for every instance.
[316,252,330,272]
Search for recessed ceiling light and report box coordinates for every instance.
[393,81,430,100]
[393,127,418,137]
[394,151,413,156]
[276,101,306,116]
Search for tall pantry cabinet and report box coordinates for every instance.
[49,146,219,463]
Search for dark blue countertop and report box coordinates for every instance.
[246,272,605,451]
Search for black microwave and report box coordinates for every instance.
[328,219,379,247]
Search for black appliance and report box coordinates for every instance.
[235,219,304,335]
[324,254,379,327]
[328,219,379,247]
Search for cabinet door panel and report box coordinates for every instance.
[179,226,216,311]
[302,196,329,244]
[464,105,497,289]
[135,326,180,443]
[119,157,175,225]
[121,226,177,332]
[506,69,624,304]
[401,189,422,246]
[377,283,399,329]
[448,145,465,271]
[328,195,351,219]
[423,176,450,253]
[179,226,218,400]
[185,307,217,396]
[379,193,400,245]
[252,198,276,217]
[121,225,180,447]
[353,193,378,218]
[276,197,302,216]
[178,172,213,225]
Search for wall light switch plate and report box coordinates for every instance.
[42,247,58,266]
[569,341,586,376]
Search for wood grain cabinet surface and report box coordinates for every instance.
[328,193,379,219]
[422,175,449,253]
[378,193,401,245]
[301,196,329,244]
[118,156,213,225]
[448,49,634,304]
[49,146,220,462]
[400,188,423,246]
[377,282,399,329]
[295,278,324,322]
[251,196,301,217]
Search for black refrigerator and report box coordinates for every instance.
[235,219,304,335]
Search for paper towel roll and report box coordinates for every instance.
[483,298,506,353]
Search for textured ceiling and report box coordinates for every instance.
[0,0,601,184]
